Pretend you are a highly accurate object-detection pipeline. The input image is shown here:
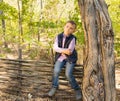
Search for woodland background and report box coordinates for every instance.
[0,0,120,64]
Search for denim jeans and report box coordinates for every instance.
[52,60,80,90]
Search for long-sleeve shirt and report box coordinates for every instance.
[53,34,76,62]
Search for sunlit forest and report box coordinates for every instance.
[0,0,120,61]
[0,0,120,101]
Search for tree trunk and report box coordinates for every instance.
[0,0,8,48]
[37,0,43,42]
[78,0,116,101]
[17,0,23,59]
[28,1,34,50]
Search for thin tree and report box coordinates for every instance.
[17,0,23,59]
[37,0,43,42]
[28,0,34,50]
[0,0,8,48]
[78,0,116,101]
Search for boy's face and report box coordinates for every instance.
[64,22,76,36]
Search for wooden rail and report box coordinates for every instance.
[0,58,120,100]
[0,58,83,101]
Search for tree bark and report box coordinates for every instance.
[37,0,43,42]
[17,0,23,59]
[0,0,8,48]
[78,0,116,101]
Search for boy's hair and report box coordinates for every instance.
[66,20,77,29]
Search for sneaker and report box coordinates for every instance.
[48,87,57,97]
[75,90,82,100]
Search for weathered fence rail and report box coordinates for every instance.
[0,58,83,101]
[0,58,120,101]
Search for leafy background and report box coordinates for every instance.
[0,0,120,61]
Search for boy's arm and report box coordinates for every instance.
[62,38,75,55]
[53,36,67,53]
[68,38,76,53]
[53,36,75,55]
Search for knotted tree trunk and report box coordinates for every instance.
[78,0,116,101]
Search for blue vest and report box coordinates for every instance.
[55,33,78,63]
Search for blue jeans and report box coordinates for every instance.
[52,60,80,90]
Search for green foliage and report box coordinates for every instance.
[0,1,18,19]
[106,0,120,33]
[106,0,120,57]
[0,0,120,59]
[28,21,57,28]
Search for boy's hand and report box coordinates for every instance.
[61,53,66,56]
[62,49,71,55]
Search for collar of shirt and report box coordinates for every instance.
[63,33,67,37]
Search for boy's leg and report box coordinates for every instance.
[52,60,66,88]
[48,60,66,96]
[65,62,79,90]
[65,62,82,100]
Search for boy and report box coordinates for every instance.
[48,21,82,100]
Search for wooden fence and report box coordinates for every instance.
[0,58,83,101]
